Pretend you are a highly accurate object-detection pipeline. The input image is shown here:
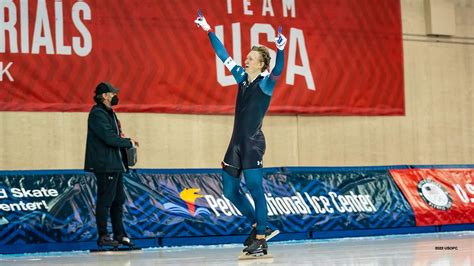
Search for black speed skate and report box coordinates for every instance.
[238,238,273,260]
[246,238,268,255]
[243,227,280,252]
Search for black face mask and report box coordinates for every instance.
[111,95,119,106]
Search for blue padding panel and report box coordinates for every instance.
[270,232,309,242]
[160,232,309,247]
[310,226,438,239]
[161,235,246,246]
[0,242,95,254]
[440,224,474,231]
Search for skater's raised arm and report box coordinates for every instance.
[208,32,246,80]
[194,11,246,84]
[260,27,287,96]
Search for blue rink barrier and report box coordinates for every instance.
[0,165,473,254]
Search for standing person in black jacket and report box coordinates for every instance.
[84,82,139,248]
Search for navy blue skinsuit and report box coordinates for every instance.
[208,32,284,176]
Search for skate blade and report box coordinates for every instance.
[240,230,281,254]
[238,253,273,260]
[265,229,280,242]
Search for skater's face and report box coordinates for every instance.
[244,51,264,75]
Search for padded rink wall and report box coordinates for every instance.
[0,165,473,254]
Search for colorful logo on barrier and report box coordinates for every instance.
[179,188,204,216]
[163,187,211,217]
[417,179,452,211]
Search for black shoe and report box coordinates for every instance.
[244,238,268,255]
[97,235,120,247]
[243,227,273,247]
[115,236,135,247]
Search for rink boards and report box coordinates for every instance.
[0,165,473,254]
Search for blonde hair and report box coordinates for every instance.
[251,46,271,72]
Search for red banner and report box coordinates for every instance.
[0,0,404,114]
[390,169,474,226]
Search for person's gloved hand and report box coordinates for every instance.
[194,9,211,32]
[275,26,287,50]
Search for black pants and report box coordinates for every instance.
[94,172,126,239]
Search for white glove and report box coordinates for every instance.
[194,10,211,32]
[275,26,287,50]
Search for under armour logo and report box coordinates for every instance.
[108,176,114,180]
[257,161,263,166]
